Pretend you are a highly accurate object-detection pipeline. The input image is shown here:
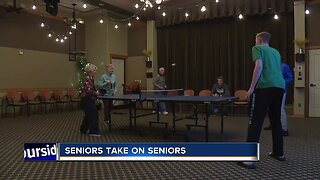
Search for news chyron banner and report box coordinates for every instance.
[24,143,259,161]
[24,143,57,161]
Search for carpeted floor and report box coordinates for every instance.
[0,109,319,179]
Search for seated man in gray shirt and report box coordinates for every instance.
[212,76,230,114]
[153,67,168,115]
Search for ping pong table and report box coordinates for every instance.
[98,94,238,141]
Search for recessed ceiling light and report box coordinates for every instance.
[201,5,206,12]
[305,9,310,15]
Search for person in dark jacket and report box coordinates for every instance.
[264,62,293,136]
[212,76,230,114]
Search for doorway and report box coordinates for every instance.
[308,49,320,117]
[110,54,127,106]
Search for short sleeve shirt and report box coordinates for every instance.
[252,45,285,89]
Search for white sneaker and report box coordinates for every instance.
[162,111,169,115]
[89,134,101,137]
[238,161,256,169]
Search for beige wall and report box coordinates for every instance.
[107,21,128,63]
[85,16,128,80]
[127,25,147,88]
[0,47,78,88]
[0,8,85,54]
[306,3,320,46]
[84,15,108,79]
[294,1,306,116]
[127,56,147,89]
[146,21,158,90]
[1,11,132,89]
[0,7,84,89]
[128,27,147,56]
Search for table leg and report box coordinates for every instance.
[172,102,176,133]
[221,102,224,134]
[129,101,133,129]
[205,103,209,142]
[134,101,137,126]
[108,101,112,131]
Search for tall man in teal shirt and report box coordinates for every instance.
[240,32,285,169]
[98,64,116,124]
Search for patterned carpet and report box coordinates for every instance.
[0,109,319,179]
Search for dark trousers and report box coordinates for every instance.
[212,101,230,114]
[80,97,99,134]
[247,87,284,156]
[103,100,112,122]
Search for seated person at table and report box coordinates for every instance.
[212,76,230,114]
[212,76,230,96]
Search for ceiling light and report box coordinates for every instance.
[143,7,146,11]
[40,22,45,27]
[55,38,59,42]
[128,22,132,27]
[32,4,36,10]
[48,33,52,37]
[185,12,189,17]
[99,19,104,23]
[136,16,140,20]
[238,13,243,19]
[162,12,166,16]
[79,20,84,24]
[274,14,279,20]
[201,5,206,12]
[60,39,64,43]
[140,0,144,2]
[115,24,118,29]
[216,0,219,2]
[64,36,67,40]
[83,3,87,8]
[305,9,310,15]
[155,0,162,4]
[157,6,161,10]
[135,4,139,8]
[69,31,72,35]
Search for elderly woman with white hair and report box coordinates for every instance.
[98,64,116,125]
[79,63,101,137]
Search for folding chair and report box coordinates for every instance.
[23,89,41,115]
[5,90,27,117]
[233,90,249,115]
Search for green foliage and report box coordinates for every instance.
[75,56,102,109]
[76,56,89,93]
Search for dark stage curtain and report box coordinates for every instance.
[155,0,294,27]
[157,13,294,103]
